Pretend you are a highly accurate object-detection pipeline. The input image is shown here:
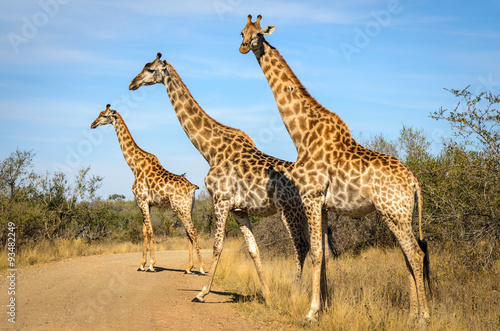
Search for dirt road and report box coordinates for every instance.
[1,250,263,330]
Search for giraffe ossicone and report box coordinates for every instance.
[240,14,430,323]
[91,104,205,275]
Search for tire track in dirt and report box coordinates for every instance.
[0,250,262,330]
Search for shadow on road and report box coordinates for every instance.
[177,289,263,304]
[136,266,206,274]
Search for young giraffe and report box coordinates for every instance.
[240,15,430,322]
[91,104,205,274]
[129,53,313,303]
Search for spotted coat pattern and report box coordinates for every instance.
[240,15,430,322]
[129,55,310,302]
[91,105,205,274]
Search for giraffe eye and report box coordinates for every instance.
[147,69,155,73]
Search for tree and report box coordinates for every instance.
[398,125,432,165]
[431,86,500,160]
[430,87,500,268]
[0,148,36,200]
[108,194,126,201]
[361,133,399,159]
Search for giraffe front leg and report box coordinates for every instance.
[137,200,153,272]
[146,220,155,272]
[139,222,148,271]
[192,200,230,302]
[304,200,325,322]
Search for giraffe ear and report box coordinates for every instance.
[261,25,276,36]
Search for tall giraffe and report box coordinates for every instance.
[91,104,205,274]
[240,15,430,322]
[129,53,312,302]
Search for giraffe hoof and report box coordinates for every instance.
[199,269,206,275]
[137,267,146,271]
[185,270,192,274]
[305,310,318,322]
[146,268,156,273]
[192,296,205,303]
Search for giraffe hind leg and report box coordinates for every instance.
[384,214,430,321]
[233,211,270,300]
[191,227,205,274]
[178,203,205,275]
[186,229,194,274]
[280,209,310,282]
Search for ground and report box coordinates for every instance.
[0,250,263,330]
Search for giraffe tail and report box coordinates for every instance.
[415,181,432,297]
[327,226,340,259]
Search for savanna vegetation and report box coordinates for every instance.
[1,87,499,329]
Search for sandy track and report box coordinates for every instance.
[1,250,262,330]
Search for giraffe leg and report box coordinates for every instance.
[233,211,270,300]
[190,227,205,275]
[304,199,325,322]
[146,219,155,272]
[192,199,230,302]
[137,200,151,272]
[320,209,329,308]
[280,209,310,283]
[407,270,419,319]
[175,197,205,275]
[139,222,147,271]
[383,214,430,321]
[185,229,195,274]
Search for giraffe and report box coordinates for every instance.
[129,53,314,303]
[240,15,430,322]
[91,104,205,274]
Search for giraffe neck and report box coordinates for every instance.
[253,41,353,154]
[112,113,147,174]
[164,62,256,165]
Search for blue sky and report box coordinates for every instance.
[1,0,499,200]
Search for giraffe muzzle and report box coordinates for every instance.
[239,43,251,54]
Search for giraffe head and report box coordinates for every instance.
[239,14,275,54]
[129,52,169,90]
[90,104,117,129]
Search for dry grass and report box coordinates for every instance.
[214,239,500,330]
[0,235,214,271]
[2,236,498,329]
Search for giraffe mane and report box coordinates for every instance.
[114,111,151,156]
[265,41,352,137]
[166,62,257,147]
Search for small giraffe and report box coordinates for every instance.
[91,104,205,274]
[240,15,430,322]
[129,54,312,302]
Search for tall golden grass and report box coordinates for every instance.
[0,235,213,270]
[214,240,500,330]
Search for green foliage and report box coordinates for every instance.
[361,133,399,159]
[0,148,36,200]
[431,86,500,160]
